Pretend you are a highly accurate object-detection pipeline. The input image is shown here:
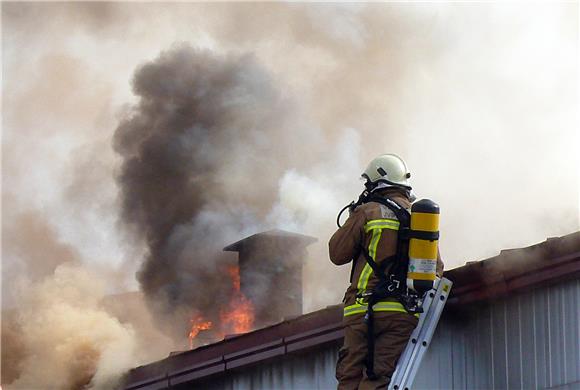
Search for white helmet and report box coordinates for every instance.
[362,154,411,190]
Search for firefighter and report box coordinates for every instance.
[329,154,443,390]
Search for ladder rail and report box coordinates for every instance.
[398,279,451,389]
[389,287,437,385]
[388,278,453,390]
[389,285,439,389]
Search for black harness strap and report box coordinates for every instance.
[349,258,357,283]
[367,195,410,233]
[362,249,399,380]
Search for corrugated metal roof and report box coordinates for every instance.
[122,231,580,390]
[445,232,580,306]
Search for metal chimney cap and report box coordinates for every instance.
[223,229,317,252]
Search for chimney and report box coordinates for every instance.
[223,229,317,327]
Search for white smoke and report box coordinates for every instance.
[266,128,364,308]
[7,264,138,390]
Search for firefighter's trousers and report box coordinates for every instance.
[336,311,418,390]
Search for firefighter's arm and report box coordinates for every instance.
[328,207,365,265]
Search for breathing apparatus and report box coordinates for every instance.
[407,199,440,295]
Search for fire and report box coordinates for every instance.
[188,317,212,349]
[220,265,255,335]
[187,265,255,348]
[227,265,241,291]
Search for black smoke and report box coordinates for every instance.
[113,45,305,339]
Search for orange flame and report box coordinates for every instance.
[188,317,212,349]
[227,265,241,291]
[220,265,254,335]
[187,266,255,348]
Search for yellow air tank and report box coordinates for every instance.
[407,199,439,295]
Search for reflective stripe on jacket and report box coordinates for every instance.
[356,217,400,294]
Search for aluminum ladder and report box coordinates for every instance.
[387,277,453,390]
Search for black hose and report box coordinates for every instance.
[336,187,376,228]
[336,203,352,228]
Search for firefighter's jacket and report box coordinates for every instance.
[329,190,443,324]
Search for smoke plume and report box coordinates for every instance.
[113,46,322,336]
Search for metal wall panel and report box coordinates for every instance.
[414,277,580,390]
[199,277,580,390]
[198,346,339,390]
[520,291,538,390]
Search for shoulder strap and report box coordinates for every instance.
[366,195,410,229]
